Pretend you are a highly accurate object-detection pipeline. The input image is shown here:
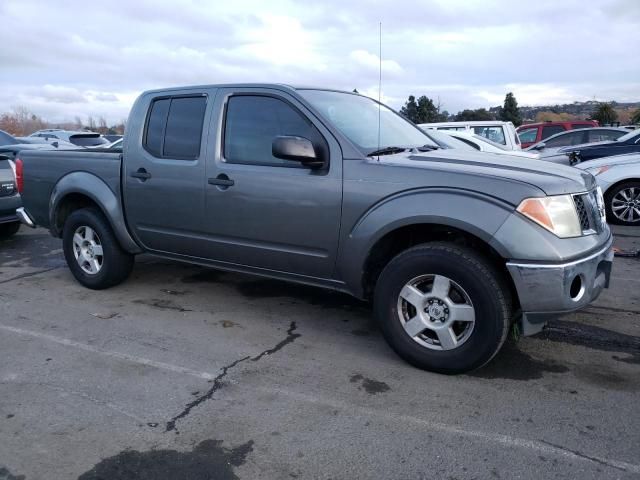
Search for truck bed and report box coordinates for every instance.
[19,149,122,228]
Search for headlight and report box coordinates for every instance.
[586,165,610,176]
[517,195,582,238]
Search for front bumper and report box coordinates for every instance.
[506,235,613,335]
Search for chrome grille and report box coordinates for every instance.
[573,190,604,234]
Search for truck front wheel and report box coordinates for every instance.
[374,242,511,374]
[62,208,134,289]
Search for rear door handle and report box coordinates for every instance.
[131,168,152,181]
[208,175,234,187]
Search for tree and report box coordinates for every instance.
[591,102,618,125]
[455,108,494,121]
[400,95,419,123]
[631,108,640,125]
[416,95,440,123]
[500,92,522,126]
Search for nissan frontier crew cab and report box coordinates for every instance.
[15,84,613,374]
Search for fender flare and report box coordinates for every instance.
[338,188,515,297]
[49,171,142,254]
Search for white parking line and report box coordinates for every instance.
[2,322,638,474]
[0,323,215,381]
[257,386,640,474]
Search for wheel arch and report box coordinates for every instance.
[50,172,142,253]
[603,177,640,198]
[358,222,519,308]
[338,189,518,300]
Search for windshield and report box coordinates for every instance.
[298,90,437,153]
[617,129,640,143]
[0,130,18,146]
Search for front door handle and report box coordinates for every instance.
[208,174,234,188]
[131,168,152,181]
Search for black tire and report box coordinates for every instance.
[62,208,134,289]
[373,242,512,374]
[605,181,640,226]
[0,221,20,240]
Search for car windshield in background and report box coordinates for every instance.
[424,129,476,151]
[0,130,18,145]
[69,134,110,147]
[298,89,438,153]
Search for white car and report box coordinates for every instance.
[437,130,540,159]
[417,120,521,150]
[29,129,110,148]
[575,153,640,226]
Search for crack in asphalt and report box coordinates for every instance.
[250,321,301,362]
[165,321,300,432]
[0,266,61,284]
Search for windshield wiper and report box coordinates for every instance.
[367,146,408,157]
[416,144,440,152]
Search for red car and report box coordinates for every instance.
[517,120,599,149]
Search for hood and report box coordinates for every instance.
[574,152,640,170]
[379,148,594,196]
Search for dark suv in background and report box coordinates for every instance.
[517,120,599,148]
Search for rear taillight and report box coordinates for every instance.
[15,158,23,193]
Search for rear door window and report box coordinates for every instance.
[587,129,626,142]
[472,126,506,145]
[144,96,207,159]
[144,98,171,157]
[571,123,594,130]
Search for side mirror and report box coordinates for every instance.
[272,136,323,168]
[533,142,546,150]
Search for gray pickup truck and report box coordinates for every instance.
[16,84,613,374]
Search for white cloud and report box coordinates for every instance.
[0,0,637,124]
[349,50,403,75]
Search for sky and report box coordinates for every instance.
[0,0,639,124]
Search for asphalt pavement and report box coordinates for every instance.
[0,225,639,480]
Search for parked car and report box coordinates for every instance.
[29,129,110,148]
[16,84,612,374]
[563,129,640,164]
[526,127,628,164]
[0,155,21,239]
[575,153,640,226]
[417,121,521,150]
[439,130,540,159]
[0,129,73,161]
[517,121,599,149]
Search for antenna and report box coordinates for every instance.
[377,22,382,159]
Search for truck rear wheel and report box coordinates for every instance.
[62,208,134,289]
[373,242,511,374]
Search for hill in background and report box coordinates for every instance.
[489,100,640,124]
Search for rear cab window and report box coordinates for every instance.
[144,95,207,159]
[472,126,506,145]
